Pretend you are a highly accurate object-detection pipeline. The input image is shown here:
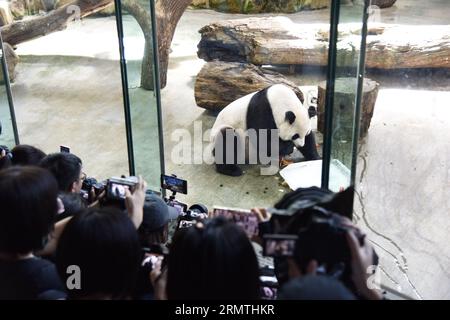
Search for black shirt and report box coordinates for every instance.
[0,256,66,300]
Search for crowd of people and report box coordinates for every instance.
[0,144,383,300]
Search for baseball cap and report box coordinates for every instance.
[140,194,180,232]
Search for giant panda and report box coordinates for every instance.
[210,84,320,176]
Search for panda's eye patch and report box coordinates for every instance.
[292,134,300,141]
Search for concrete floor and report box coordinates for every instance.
[0,0,449,299]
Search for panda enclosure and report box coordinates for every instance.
[162,1,450,300]
[1,0,449,299]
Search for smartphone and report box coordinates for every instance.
[161,174,188,194]
[262,234,298,257]
[106,177,137,201]
[212,206,259,238]
[60,145,70,153]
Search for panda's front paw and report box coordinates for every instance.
[216,164,243,177]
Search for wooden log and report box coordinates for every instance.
[0,0,114,46]
[198,17,450,69]
[195,60,304,111]
[317,77,380,139]
[371,0,397,9]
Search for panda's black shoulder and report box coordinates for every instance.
[246,86,277,131]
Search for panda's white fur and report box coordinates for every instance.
[210,84,311,149]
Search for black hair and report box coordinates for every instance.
[56,207,141,300]
[138,224,169,248]
[11,145,46,166]
[40,153,82,192]
[167,216,261,300]
[0,166,58,254]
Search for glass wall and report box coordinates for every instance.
[0,2,128,180]
[114,0,164,192]
[350,0,450,300]
[321,0,369,192]
[0,36,17,148]
[160,1,336,209]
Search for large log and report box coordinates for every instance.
[0,0,114,46]
[195,60,304,111]
[198,17,450,69]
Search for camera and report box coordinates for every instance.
[82,177,106,196]
[263,234,298,257]
[160,174,208,230]
[268,201,378,293]
[176,204,208,230]
[106,176,138,201]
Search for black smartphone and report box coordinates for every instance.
[263,234,298,257]
[161,174,188,194]
[60,145,70,153]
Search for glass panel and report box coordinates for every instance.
[1,4,129,180]
[352,0,450,300]
[161,2,333,208]
[325,0,368,192]
[116,0,163,192]
[0,36,17,148]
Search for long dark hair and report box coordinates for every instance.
[0,166,58,254]
[167,216,261,300]
[56,207,141,299]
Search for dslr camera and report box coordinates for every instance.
[265,187,378,294]
[81,177,106,201]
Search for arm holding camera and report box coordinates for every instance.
[37,216,73,257]
[125,176,147,229]
[87,189,106,208]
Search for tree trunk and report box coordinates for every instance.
[198,17,450,69]
[155,0,192,89]
[317,77,380,139]
[1,0,114,46]
[195,60,304,111]
[121,0,153,90]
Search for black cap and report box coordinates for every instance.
[278,275,356,300]
[140,194,180,232]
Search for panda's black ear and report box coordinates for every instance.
[285,111,296,124]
